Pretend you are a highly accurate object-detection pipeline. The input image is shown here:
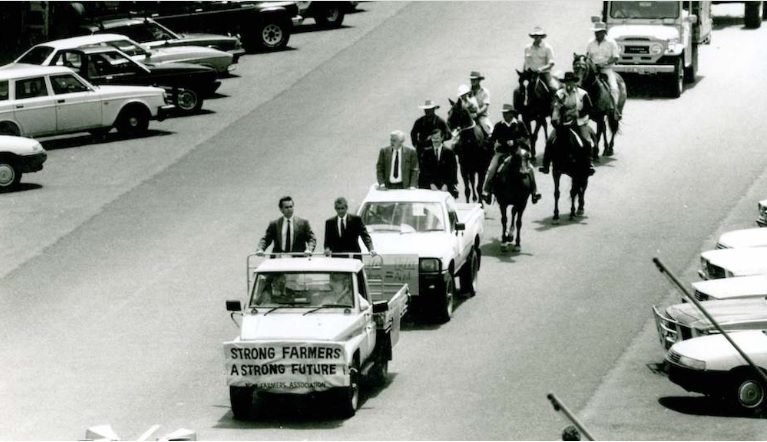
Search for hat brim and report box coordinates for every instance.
[591,27,607,32]
[529,32,546,37]
[470,76,485,80]
[419,105,440,109]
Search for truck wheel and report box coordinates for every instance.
[336,361,359,418]
[734,375,765,409]
[314,4,345,28]
[668,57,683,98]
[175,89,203,114]
[0,122,20,136]
[250,17,290,51]
[745,1,763,28]
[0,160,21,191]
[116,106,150,137]
[684,44,698,83]
[459,250,479,297]
[435,276,455,323]
[229,386,254,420]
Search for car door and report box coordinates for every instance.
[12,76,57,137]
[49,73,103,132]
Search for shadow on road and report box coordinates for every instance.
[39,130,175,151]
[0,182,42,194]
[658,396,766,419]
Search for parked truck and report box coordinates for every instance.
[224,255,409,419]
[598,1,712,97]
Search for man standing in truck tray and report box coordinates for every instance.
[256,196,316,257]
[586,21,621,116]
[324,196,376,260]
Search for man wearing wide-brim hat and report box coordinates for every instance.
[410,99,452,179]
[586,21,620,106]
[468,71,492,136]
[523,26,557,91]
[539,72,595,176]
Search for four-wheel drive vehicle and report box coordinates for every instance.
[357,187,484,323]
[692,275,767,302]
[653,297,767,349]
[78,17,246,63]
[716,227,767,249]
[224,256,409,419]
[759,199,767,227]
[112,1,300,52]
[0,135,46,190]
[16,45,219,115]
[598,1,712,97]
[666,330,767,410]
[0,64,173,138]
[16,34,235,77]
[698,248,767,279]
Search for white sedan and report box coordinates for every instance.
[0,135,46,190]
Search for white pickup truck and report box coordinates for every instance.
[224,255,409,419]
[357,187,484,323]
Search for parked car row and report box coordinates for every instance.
[653,200,767,410]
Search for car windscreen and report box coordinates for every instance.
[16,46,55,65]
[610,1,680,19]
[249,272,354,309]
[359,201,445,233]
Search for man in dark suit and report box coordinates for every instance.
[324,197,376,260]
[376,130,419,190]
[420,129,459,199]
[256,196,316,256]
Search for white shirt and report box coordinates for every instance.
[389,147,403,184]
[281,217,292,249]
[586,36,620,67]
[337,215,347,236]
[434,143,442,162]
[524,41,554,71]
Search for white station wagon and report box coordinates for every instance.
[0,64,173,138]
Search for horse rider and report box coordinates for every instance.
[457,83,480,132]
[586,21,621,116]
[539,72,595,176]
[523,26,558,91]
[482,103,541,205]
[411,99,452,164]
[469,71,493,136]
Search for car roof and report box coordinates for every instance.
[0,63,75,80]
[363,188,449,203]
[39,34,132,50]
[692,275,767,296]
[254,257,363,273]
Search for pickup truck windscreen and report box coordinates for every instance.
[250,272,355,309]
[610,1,680,19]
[360,202,446,233]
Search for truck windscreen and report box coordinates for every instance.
[610,2,680,19]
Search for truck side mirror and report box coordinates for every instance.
[372,300,389,314]
[455,222,466,232]
[226,300,242,311]
[591,15,601,23]
[688,14,698,24]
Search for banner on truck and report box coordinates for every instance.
[224,341,347,393]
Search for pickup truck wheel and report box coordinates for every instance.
[337,362,359,417]
[459,251,479,297]
[0,160,21,190]
[250,18,290,51]
[734,375,765,409]
[175,89,203,114]
[229,386,254,420]
[435,276,455,323]
[116,107,150,137]
[314,4,345,28]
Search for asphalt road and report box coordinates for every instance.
[1,2,766,440]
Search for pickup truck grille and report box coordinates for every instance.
[707,263,726,279]
[667,349,681,364]
[624,45,649,55]
[693,290,709,302]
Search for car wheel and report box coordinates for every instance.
[116,107,150,137]
[0,160,21,190]
[336,360,359,418]
[314,4,345,28]
[229,386,254,420]
[175,89,203,114]
[669,57,683,98]
[735,375,765,409]
[435,275,455,323]
[252,18,290,51]
[0,122,20,136]
[459,250,479,297]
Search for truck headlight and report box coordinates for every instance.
[419,258,440,273]
[664,39,681,53]
[650,43,663,55]
[678,354,706,370]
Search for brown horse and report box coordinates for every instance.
[447,98,493,203]
[572,53,626,158]
[492,149,533,252]
[513,69,559,160]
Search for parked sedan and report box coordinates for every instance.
[692,275,767,302]
[13,45,219,114]
[0,135,47,190]
[79,17,245,63]
[0,64,173,139]
[15,34,235,76]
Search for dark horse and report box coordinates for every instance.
[572,53,626,158]
[513,69,559,160]
[447,98,493,203]
[548,123,593,223]
[493,150,533,252]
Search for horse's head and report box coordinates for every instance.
[447,98,473,131]
[572,53,593,84]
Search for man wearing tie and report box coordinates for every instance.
[420,129,459,199]
[323,197,376,260]
[256,196,316,257]
[376,130,419,190]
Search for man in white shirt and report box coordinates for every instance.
[523,26,557,91]
[586,21,620,106]
[469,71,492,136]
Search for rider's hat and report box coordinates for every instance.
[562,71,579,83]
[418,99,440,110]
[469,71,485,80]
[501,103,515,113]
[529,26,546,37]
[457,84,471,97]
[591,21,608,32]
